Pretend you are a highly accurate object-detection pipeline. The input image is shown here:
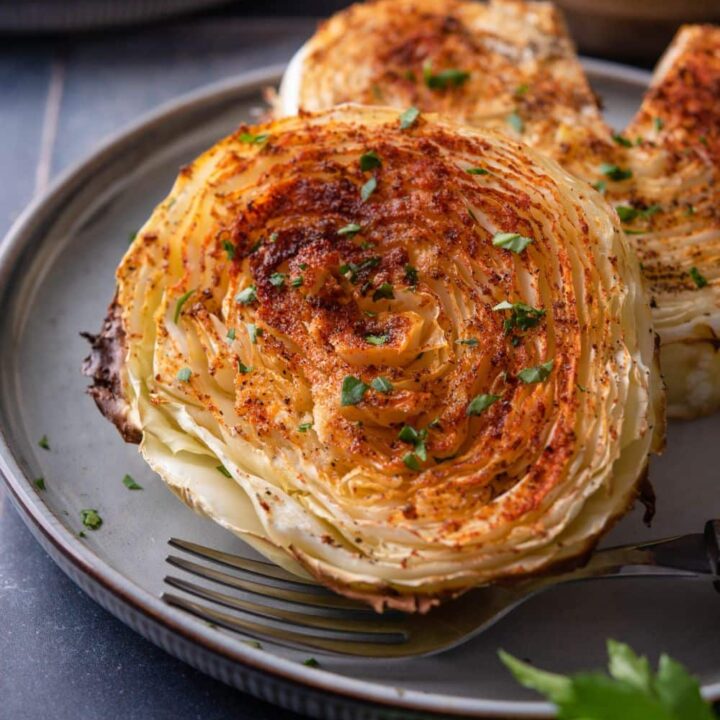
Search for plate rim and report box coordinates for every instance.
[3,58,713,720]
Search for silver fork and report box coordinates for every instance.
[163,520,720,658]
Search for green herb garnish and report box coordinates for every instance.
[238,361,253,374]
[291,276,304,288]
[492,232,534,253]
[466,167,489,175]
[398,425,428,461]
[360,151,381,171]
[399,106,420,130]
[493,300,546,333]
[35,477,46,491]
[371,376,393,394]
[467,394,501,416]
[654,117,665,132]
[216,465,232,478]
[38,435,50,451]
[338,223,362,236]
[361,176,377,202]
[80,509,103,530]
[269,272,285,287]
[404,264,418,286]
[500,639,717,720]
[689,266,708,288]
[227,327,236,341]
[506,111,524,134]
[616,205,639,222]
[366,334,388,346]
[514,83,529,97]
[235,285,257,305]
[600,163,633,181]
[372,282,394,301]
[174,288,195,322]
[303,658,320,668]
[246,323,263,344]
[592,180,607,194]
[456,338,479,347]
[122,474,143,490]
[517,359,554,384]
[297,422,313,433]
[177,367,192,382]
[612,133,633,148]
[423,63,470,89]
[341,376,369,406]
[403,453,422,471]
[239,132,270,145]
[222,239,236,260]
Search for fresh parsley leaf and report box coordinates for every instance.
[399,106,420,130]
[246,323,263,344]
[685,205,696,216]
[338,223,362,236]
[174,288,195,322]
[404,264,418,286]
[515,83,529,97]
[517,359,554,384]
[654,117,665,132]
[365,334,388,346]
[467,394,501,416]
[612,133,633,148]
[269,272,285,287]
[303,658,320,668]
[239,132,270,145]
[291,276,304,288]
[360,151,381,171]
[403,453,422,471]
[216,465,232,478]
[372,282,394,301]
[600,163,633,181]
[466,167,489,175]
[122,474,143,490]
[616,205,639,222]
[128,230,137,243]
[80,509,103,530]
[423,63,470,89]
[177,367,192,382]
[297,422,313,432]
[222,239,236,260]
[506,111,524,134]
[689,267,708,288]
[607,639,653,692]
[361,176,377,202]
[227,327,236,341]
[371,376,393,393]
[238,361,253,374]
[35,477,46,491]
[38,435,50,451]
[235,285,257,304]
[456,338,479,346]
[592,180,607,194]
[398,425,428,461]
[492,232,534,253]
[493,300,545,333]
[341,376,369,406]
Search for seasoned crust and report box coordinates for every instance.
[81,296,141,444]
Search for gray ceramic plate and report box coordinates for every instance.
[1,61,719,720]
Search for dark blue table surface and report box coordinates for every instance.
[0,15,326,720]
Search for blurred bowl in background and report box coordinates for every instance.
[557,0,720,64]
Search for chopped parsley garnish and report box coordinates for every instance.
[493,300,546,334]
[216,465,232,478]
[700,135,708,146]
[222,239,236,260]
[371,376,393,393]
[299,263,308,270]
[514,83,529,97]
[360,241,375,250]
[399,106,420,130]
[456,338,479,346]
[235,285,257,305]
[303,658,320,668]
[616,205,639,222]
[339,256,380,283]
[654,117,665,131]
[174,288,195,322]
[612,133,633,147]
[177,367,192,382]
[403,453,422,471]
[492,232,534,253]
[366,334,388,346]
[642,204,662,217]
[689,266,708,288]
[338,223,362,236]
[247,323,263,344]
[35,477,46,491]
[599,163,633,181]
[398,425,428,461]
[423,63,470,89]
[360,151,381,171]
[297,422,313,432]
[404,264,418,285]
[506,111,524,134]
[341,376,369,406]
[38,435,50,451]
[466,167,489,175]
[467,393,501,416]
[238,361,253,374]
[291,276,304,288]
[685,205,696,216]
[372,282,395,301]
[518,359,554,384]
[249,240,262,254]
[239,132,270,145]
[361,176,377,202]
[80,509,103,530]
[269,272,285,287]
[227,327,236,341]
[592,180,607,194]
[128,230,137,243]
[122,474,143,490]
